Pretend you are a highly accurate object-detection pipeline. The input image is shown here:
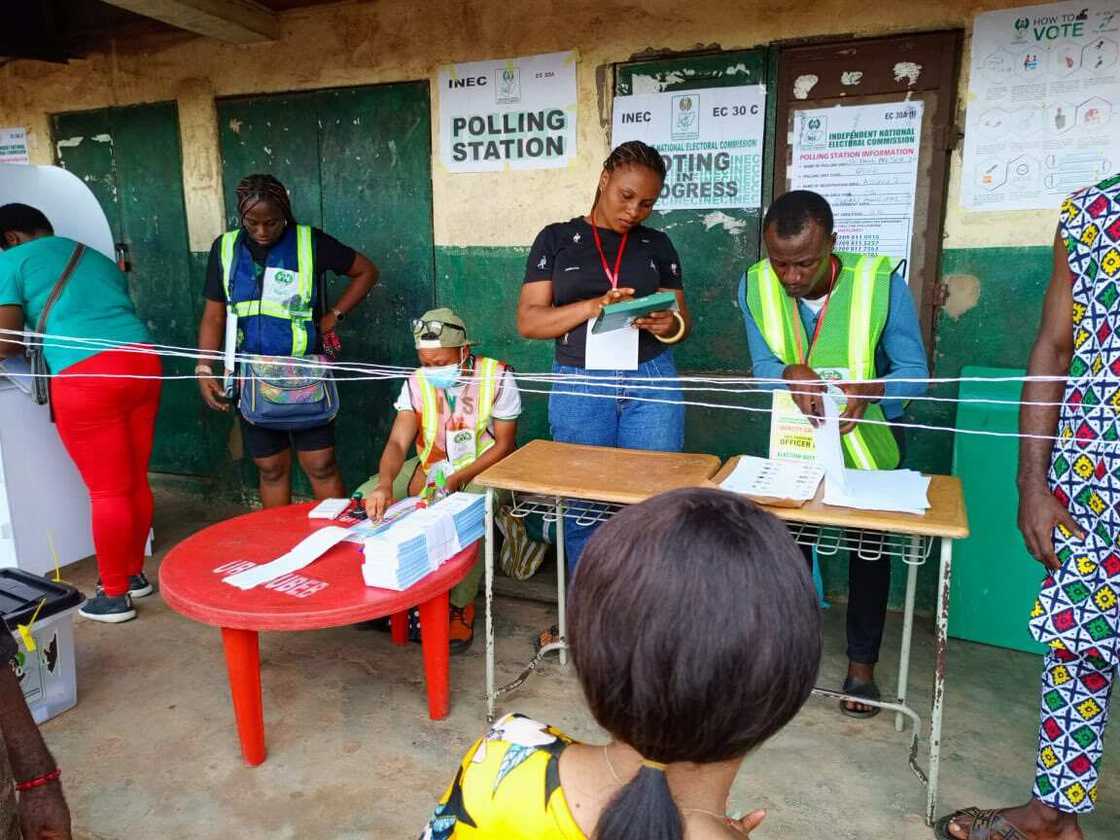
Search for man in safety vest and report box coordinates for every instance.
[358,307,521,652]
[738,190,929,717]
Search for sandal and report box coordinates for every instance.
[533,624,562,654]
[934,807,1029,840]
[839,676,882,719]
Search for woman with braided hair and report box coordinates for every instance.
[198,173,378,507]
[518,141,691,642]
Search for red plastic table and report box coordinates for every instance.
[159,502,479,766]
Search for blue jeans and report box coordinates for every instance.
[548,351,685,577]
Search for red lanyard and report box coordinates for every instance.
[591,222,628,289]
[792,256,839,365]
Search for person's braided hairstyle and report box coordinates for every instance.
[593,141,666,208]
[235,173,295,226]
[603,140,667,180]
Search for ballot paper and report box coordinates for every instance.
[719,456,823,507]
[361,492,486,590]
[812,392,930,515]
[222,526,351,590]
[812,391,848,495]
[823,469,931,516]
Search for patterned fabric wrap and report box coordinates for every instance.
[420,713,583,839]
[1026,174,1120,813]
[239,354,339,431]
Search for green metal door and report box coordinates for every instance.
[217,82,435,491]
[616,51,775,459]
[52,103,221,476]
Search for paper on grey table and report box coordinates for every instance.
[222,525,352,590]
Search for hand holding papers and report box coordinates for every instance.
[361,492,486,590]
[814,392,930,515]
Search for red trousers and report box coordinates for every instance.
[50,348,162,597]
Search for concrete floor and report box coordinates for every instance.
[39,487,1120,840]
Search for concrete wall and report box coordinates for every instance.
[0,0,1060,610]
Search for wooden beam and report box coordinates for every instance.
[98,0,280,44]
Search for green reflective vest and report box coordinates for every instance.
[745,251,900,470]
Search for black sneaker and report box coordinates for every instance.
[79,593,136,624]
[95,574,154,599]
[127,573,154,598]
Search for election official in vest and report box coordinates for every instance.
[197,174,379,507]
[356,308,521,652]
[737,190,929,717]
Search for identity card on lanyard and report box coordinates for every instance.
[584,226,639,371]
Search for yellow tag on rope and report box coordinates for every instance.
[16,598,46,653]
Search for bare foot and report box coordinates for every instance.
[843,661,876,715]
[944,800,1083,840]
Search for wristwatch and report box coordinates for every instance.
[330,307,345,322]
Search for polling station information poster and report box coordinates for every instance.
[438,50,577,173]
[963,1,1120,210]
[611,85,766,210]
[790,101,923,275]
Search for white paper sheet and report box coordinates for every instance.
[823,469,931,515]
[222,526,351,590]
[812,392,848,495]
[720,456,823,502]
[584,318,639,371]
[309,498,350,519]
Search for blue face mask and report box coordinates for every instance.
[424,363,460,390]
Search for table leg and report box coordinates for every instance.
[419,591,451,720]
[220,627,266,766]
[390,610,409,646]
[555,496,567,667]
[895,538,920,732]
[926,538,954,826]
[485,487,496,722]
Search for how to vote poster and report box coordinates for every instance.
[611,85,766,210]
[438,51,577,173]
[963,1,1120,210]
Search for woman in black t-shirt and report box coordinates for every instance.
[518,141,691,589]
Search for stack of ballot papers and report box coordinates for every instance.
[822,468,931,515]
[719,455,823,507]
[361,492,486,590]
[812,393,931,515]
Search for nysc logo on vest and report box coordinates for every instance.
[451,430,473,445]
[273,270,296,286]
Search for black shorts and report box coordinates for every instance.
[238,416,336,460]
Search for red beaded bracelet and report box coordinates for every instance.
[16,768,60,792]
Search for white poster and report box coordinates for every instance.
[0,128,29,165]
[438,50,577,173]
[963,1,1120,210]
[611,85,766,210]
[790,101,923,273]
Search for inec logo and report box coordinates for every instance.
[273,269,296,286]
[671,94,700,140]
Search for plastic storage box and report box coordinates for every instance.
[0,570,84,724]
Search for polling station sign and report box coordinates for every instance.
[611,85,766,210]
[438,51,577,173]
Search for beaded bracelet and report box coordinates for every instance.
[16,768,61,792]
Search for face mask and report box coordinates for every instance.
[424,363,460,390]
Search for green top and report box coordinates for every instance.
[0,236,151,373]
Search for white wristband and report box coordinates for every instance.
[194,364,214,375]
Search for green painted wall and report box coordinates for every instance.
[52,103,230,478]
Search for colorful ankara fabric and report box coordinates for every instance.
[1029,175,1120,813]
[420,714,586,840]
